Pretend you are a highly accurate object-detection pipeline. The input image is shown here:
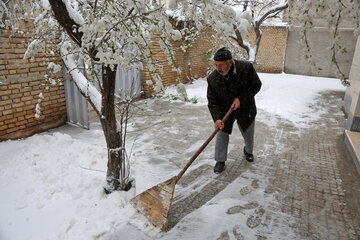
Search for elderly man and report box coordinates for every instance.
[207,47,262,174]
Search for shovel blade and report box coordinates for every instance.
[130,176,177,231]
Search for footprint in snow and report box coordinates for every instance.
[240,186,252,196]
[251,179,259,189]
[232,225,245,240]
[216,227,244,240]
[226,201,259,214]
[246,206,265,229]
[216,231,229,240]
[226,205,244,215]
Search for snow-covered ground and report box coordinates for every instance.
[0,73,345,240]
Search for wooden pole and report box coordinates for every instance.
[176,106,234,182]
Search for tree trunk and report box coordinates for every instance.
[49,0,130,193]
[100,65,124,193]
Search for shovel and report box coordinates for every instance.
[130,106,234,231]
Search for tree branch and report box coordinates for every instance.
[232,25,250,55]
[48,0,83,47]
[48,0,98,60]
[257,2,288,27]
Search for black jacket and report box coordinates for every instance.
[207,60,262,134]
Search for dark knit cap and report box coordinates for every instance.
[214,47,232,61]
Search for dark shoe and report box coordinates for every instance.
[243,147,254,162]
[214,162,225,174]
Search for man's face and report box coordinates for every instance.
[214,60,232,76]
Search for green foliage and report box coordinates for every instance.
[189,97,198,104]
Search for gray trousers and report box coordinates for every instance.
[215,121,255,162]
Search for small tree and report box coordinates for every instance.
[168,0,288,62]
[1,0,183,193]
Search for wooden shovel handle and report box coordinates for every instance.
[176,106,234,182]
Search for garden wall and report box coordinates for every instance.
[250,25,288,73]
[141,28,215,96]
[0,30,67,141]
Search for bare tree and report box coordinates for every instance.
[230,0,288,62]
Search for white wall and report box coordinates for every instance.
[284,27,357,79]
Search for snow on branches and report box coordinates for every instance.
[168,0,288,62]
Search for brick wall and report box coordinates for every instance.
[0,30,67,141]
[141,28,215,96]
[141,37,187,95]
[187,29,216,79]
[250,25,288,73]
[141,25,288,96]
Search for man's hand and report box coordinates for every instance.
[231,98,240,110]
[215,120,224,130]
[215,100,239,130]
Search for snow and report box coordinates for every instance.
[40,0,50,11]
[256,73,344,126]
[0,73,345,240]
[167,73,344,127]
[62,0,84,26]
